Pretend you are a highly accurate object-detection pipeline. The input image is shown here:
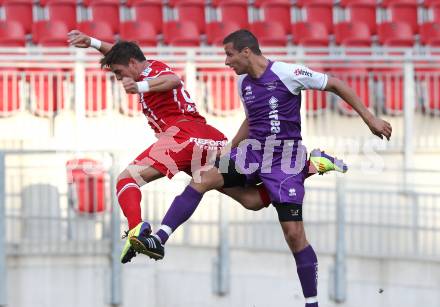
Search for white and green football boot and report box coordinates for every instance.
[120,221,151,264]
[309,149,348,175]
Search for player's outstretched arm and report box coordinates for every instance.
[325,76,392,140]
[67,30,113,55]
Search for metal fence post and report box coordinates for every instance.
[213,194,230,296]
[109,158,122,306]
[412,193,419,257]
[403,50,415,190]
[0,152,7,307]
[330,176,347,303]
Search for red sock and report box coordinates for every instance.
[257,184,271,207]
[116,178,142,230]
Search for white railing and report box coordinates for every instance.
[0,47,439,155]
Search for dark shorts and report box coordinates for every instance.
[218,144,308,204]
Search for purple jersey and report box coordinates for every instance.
[231,61,328,204]
[237,61,328,145]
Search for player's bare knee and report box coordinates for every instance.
[117,170,132,182]
[283,225,307,250]
[283,227,301,243]
[190,168,223,193]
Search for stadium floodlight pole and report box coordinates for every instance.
[0,152,6,307]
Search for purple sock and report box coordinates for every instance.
[155,185,203,244]
[294,245,319,307]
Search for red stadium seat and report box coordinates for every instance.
[0,21,26,47]
[32,21,69,46]
[168,0,205,5]
[28,69,67,117]
[78,21,114,43]
[382,0,417,5]
[255,0,292,33]
[130,0,164,34]
[0,69,21,116]
[330,67,371,115]
[296,0,334,34]
[217,1,249,29]
[174,1,206,34]
[87,0,120,34]
[382,0,419,34]
[340,0,377,34]
[206,21,240,46]
[198,68,241,115]
[43,0,77,31]
[120,21,157,46]
[296,0,333,5]
[211,0,247,5]
[378,22,414,47]
[339,0,376,4]
[85,69,109,116]
[3,0,33,34]
[250,21,287,46]
[163,21,200,46]
[373,67,404,115]
[66,159,106,214]
[292,22,329,46]
[334,22,371,47]
[420,22,440,46]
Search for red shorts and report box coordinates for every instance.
[132,120,227,178]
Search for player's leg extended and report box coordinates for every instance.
[118,163,164,264]
[275,204,319,307]
[130,166,226,260]
[219,185,270,211]
[220,148,349,209]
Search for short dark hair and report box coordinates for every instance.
[222,29,262,55]
[100,41,146,68]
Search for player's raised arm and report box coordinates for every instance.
[67,30,113,55]
[325,77,392,141]
[121,74,181,94]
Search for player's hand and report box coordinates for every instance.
[67,30,91,48]
[368,117,392,141]
[122,77,139,94]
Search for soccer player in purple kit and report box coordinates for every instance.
[130,30,392,306]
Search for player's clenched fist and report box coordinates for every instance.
[122,77,139,94]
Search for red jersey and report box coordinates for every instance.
[137,60,206,133]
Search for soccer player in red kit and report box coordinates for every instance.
[68,30,347,263]
[68,31,275,262]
